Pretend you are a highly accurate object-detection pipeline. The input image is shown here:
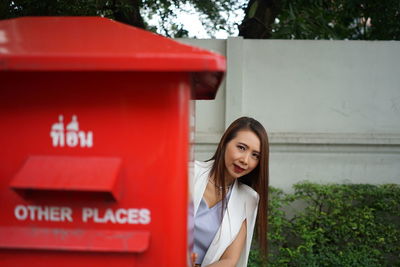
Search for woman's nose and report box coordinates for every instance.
[240,153,250,165]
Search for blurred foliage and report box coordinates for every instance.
[2,0,399,39]
[271,0,400,40]
[248,182,400,266]
[0,0,243,38]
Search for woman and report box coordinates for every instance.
[193,117,269,267]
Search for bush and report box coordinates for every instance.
[248,182,400,267]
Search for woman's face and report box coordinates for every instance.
[224,129,261,182]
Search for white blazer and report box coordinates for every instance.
[194,161,259,267]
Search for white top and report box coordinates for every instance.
[193,160,259,267]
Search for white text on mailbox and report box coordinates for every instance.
[14,205,151,224]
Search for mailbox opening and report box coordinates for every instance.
[10,156,122,201]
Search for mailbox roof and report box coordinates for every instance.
[0,16,226,99]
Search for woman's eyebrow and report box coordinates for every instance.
[238,142,248,148]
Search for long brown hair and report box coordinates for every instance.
[208,116,269,256]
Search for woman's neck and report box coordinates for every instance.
[210,175,235,189]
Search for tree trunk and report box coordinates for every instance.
[239,0,280,39]
[113,0,145,29]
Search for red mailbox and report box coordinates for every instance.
[0,17,225,266]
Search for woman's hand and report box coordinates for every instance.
[191,252,198,267]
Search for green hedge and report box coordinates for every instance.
[248,182,400,267]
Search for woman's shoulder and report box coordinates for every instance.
[194,160,213,182]
[194,160,213,174]
[237,182,260,204]
[194,160,213,169]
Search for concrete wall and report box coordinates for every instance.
[178,38,400,191]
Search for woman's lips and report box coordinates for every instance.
[234,164,245,173]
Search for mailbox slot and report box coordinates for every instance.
[10,156,122,201]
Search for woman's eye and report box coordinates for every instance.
[252,153,260,160]
[237,145,245,151]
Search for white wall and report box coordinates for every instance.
[178,38,400,191]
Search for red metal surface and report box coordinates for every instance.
[0,71,191,266]
[0,17,225,99]
[10,156,122,201]
[0,17,224,266]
